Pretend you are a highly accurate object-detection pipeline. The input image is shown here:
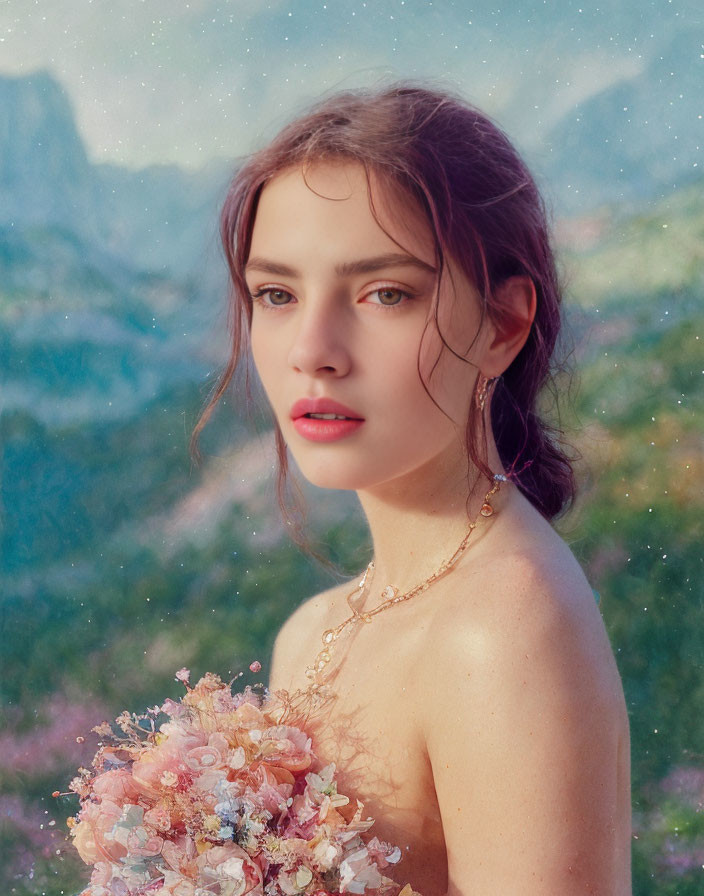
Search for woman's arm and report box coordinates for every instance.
[422,554,631,895]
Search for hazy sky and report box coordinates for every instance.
[0,0,697,169]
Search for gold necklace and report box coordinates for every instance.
[304,473,507,688]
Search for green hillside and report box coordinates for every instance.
[558,183,704,892]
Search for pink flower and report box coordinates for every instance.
[131,725,205,799]
[161,698,187,719]
[91,768,142,805]
[159,869,196,896]
[131,749,188,801]
[160,836,195,874]
[209,731,231,754]
[196,843,262,896]
[259,725,312,773]
[72,799,126,864]
[175,668,191,684]
[239,763,294,804]
[184,733,229,772]
[185,744,224,771]
[125,827,164,857]
[158,720,207,752]
[230,701,265,730]
[211,687,238,713]
[286,787,325,839]
[143,803,172,832]
[233,689,265,711]
[88,862,112,887]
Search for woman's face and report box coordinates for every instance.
[245,161,489,494]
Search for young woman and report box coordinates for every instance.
[198,85,632,895]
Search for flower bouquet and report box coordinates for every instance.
[66,669,417,896]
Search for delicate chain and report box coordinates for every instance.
[303,474,507,688]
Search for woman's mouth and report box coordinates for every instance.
[305,412,349,420]
[290,399,364,442]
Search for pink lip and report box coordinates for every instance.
[291,398,364,420]
[290,397,365,443]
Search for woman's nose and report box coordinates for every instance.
[287,303,352,377]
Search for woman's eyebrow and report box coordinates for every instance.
[245,252,436,277]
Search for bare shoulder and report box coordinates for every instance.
[424,501,619,696]
[269,580,352,692]
[420,500,631,892]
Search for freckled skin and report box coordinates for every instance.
[254,162,631,896]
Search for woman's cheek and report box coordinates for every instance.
[251,330,286,412]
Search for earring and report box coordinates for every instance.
[475,374,493,412]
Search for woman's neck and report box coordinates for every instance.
[356,437,506,596]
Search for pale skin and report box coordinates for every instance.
[245,162,632,895]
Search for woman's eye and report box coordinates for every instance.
[251,288,295,307]
[367,288,410,307]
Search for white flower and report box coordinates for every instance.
[220,856,246,879]
[340,847,382,894]
[228,746,246,769]
[313,839,341,868]
[386,845,402,864]
[306,763,336,793]
[295,866,314,889]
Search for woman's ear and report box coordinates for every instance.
[483,275,537,376]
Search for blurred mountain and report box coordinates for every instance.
[95,159,229,278]
[0,71,230,278]
[2,48,702,278]
[543,27,704,213]
[0,72,233,429]
[0,219,228,427]
[0,71,99,236]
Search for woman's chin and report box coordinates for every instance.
[290,453,383,493]
[297,465,368,492]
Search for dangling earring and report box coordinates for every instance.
[475,374,493,412]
